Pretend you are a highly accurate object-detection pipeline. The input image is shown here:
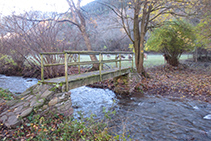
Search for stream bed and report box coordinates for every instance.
[1,74,211,140]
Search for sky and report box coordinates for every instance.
[0,0,95,16]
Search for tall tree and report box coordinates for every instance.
[104,0,200,75]
[65,0,99,69]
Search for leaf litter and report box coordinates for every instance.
[141,61,211,103]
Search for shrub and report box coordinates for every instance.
[146,20,196,66]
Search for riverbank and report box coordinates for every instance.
[142,60,211,103]
[1,60,211,140]
[89,60,211,103]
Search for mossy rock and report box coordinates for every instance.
[114,86,130,96]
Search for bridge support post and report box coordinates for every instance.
[115,54,117,67]
[119,53,121,70]
[99,53,102,81]
[78,54,80,74]
[101,54,103,70]
[41,54,44,81]
[132,53,134,68]
[64,53,68,91]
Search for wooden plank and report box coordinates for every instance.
[40,52,64,55]
[64,50,134,55]
[115,54,117,67]
[68,68,131,90]
[101,59,118,63]
[119,54,121,70]
[101,53,103,70]
[40,51,134,56]
[41,54,44,81]
[65,51,101,55]
[132,54,134,68]
[119,59,132,62]
[40,51,134,91]
[44,63,64,67]
[68,61,99,66]
[64,53,68,91]
[100,51,134,54]
[44,60,120,67]
[99,53,102,81]
[78,54,80,74]
[43,67,131,85]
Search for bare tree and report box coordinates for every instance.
[0,12,73,78]
[102,0,201,75]
[64,0,99,69]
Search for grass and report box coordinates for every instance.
[26,53,192,73]
[79,54,191,69]
[143,54,191,68]
[36,53,190,72]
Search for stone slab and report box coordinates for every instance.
[20,107,33,118]
[34,99,44,108]
[48,97,58,106]
[5,115,21,128]
[0,115,7,123]
[41,89,54,99]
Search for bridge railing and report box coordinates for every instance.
[40,51,134,91]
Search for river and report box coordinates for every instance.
[1,74,211,140]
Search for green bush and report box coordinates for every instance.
[146,20,195,66]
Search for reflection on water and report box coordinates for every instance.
[1,74,211,140]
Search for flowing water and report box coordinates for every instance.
[0,74,38,94]
[109,95,211,140]
[71,87,211,140]
[1,74,211,140]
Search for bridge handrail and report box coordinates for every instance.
[40,51,134,55]
[40,51,134,91]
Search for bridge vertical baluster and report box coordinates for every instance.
[132,53,134,68]
[64,53,68,91]
[115,54,117,68]
[78,54,80,74]
[101,54,103,70]
[41,54,44,81]
[99,53,102,81]
[119,53,121,70]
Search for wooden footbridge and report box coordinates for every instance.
[40,51,134,91]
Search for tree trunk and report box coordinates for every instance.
[80,26,99,70]
[165,54,179,66]
[193,47,198,62]
[169,58,179,66]
[66,0,99,70]
[133,2,147,76]
[133,3,141,74]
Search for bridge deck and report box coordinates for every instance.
[42,67,132,90]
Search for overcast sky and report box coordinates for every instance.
[0,0,95,16]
